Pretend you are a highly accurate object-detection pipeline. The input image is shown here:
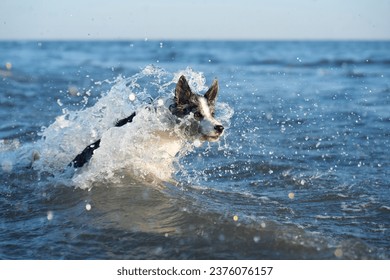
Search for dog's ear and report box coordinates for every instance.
[175,75,193,105]
[204,79,218,106]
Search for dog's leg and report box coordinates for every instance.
[115,112,136,127]
[69,112,136,168]
[70,139,101,168]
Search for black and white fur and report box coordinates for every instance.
[70,75,224,169]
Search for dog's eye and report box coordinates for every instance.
[194,112,203,119]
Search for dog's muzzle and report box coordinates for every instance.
[200,124,224,142]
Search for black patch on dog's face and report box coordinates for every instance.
[193,111,204,120]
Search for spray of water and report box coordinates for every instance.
[27,65,233,189]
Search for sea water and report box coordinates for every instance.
[0,41,389,259]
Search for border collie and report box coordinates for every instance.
[70,75,224,169]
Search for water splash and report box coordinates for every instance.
[29,65,233,189]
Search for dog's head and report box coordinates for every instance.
[170,75,224,142]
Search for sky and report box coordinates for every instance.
[0,0,389,40]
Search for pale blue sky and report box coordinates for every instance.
[1,0,389,40]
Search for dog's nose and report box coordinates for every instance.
[214,125,224,134]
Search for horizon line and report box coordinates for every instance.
[1,37,389,42]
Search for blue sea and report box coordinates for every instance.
[0,40,389,259]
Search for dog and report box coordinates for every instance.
[70,75,224,169]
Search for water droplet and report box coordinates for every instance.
[193,139,202,147]
[334,248,343,258]
[47,211,54,221]
[68,85,79,96]
[129,93,136,102]
[5,62,12,70]
[157,99,164,107]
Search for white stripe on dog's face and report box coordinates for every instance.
[198,96,213,119]
[198,96,223,141]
